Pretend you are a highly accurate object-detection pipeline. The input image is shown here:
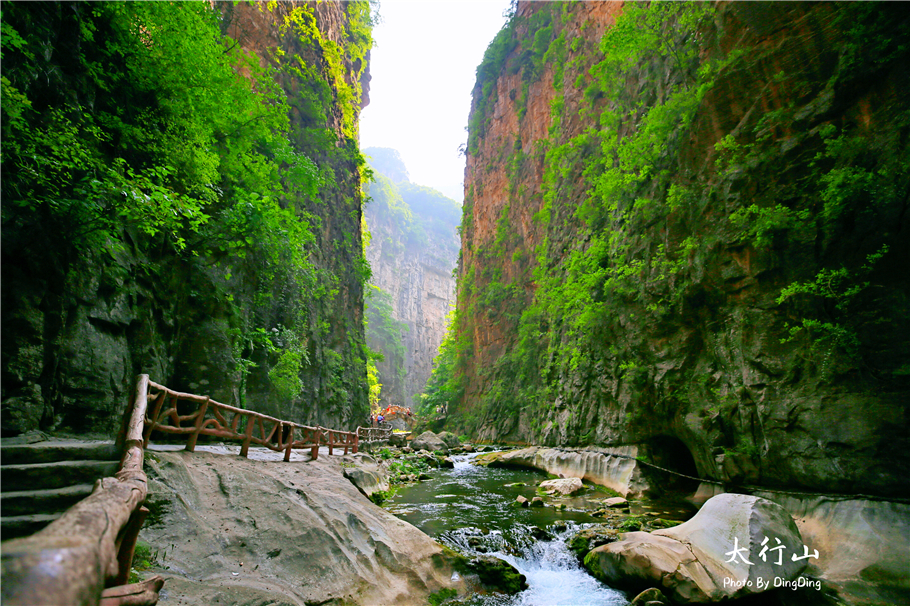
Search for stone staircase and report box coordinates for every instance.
[1,438,120,540]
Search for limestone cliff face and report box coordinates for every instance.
[1,2,373,434]
[454,1,910,497]
[364,149,459,408]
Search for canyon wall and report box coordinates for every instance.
[1,2,374,434]
[449,1,909,498]
[364,148,460,408]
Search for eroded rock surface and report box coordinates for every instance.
[539,477,584,496]
[340,452,389,499]
[585,494,807,602]
[140,449,460,605]
[481,446,648,497]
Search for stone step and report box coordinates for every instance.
[0,513,61,541]
[0,483,95,517]
[0,440,118,466]
[0,460,119,493]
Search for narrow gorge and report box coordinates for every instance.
[363,147,460,410]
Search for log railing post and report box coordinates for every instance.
[239,413,254,458]
[353,430,359,454]
[142,391,166,448]
[185,397,209,453]
[284,425,294,462]
[113,506,149,587]
[312,429,321,460]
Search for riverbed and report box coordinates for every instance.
[382,451,692,605]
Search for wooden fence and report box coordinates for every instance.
[356,426,393,442]
[143,380,359,460]
[2,374,370,605]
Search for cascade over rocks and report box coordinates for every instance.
[585,494,808,603]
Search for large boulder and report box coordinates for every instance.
[388,432,409,447]
[539,477,584,496]
[410,431,449,454]
[437,431,461,449]
[139,450,463,605]
[341,453,389,498]
[585,493,809,603]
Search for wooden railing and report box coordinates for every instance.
[357,426,393,442]
[2,374,164,606]
[143,379,359,460]
[2,373,368,605]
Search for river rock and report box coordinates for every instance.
[341,453,389,498]
[437,431,461,449]
[465,556,528,594]
[584,493,808,603]
[515,496,529,507]
[139,450,462,605]
[630,587,671,605]
[757,491,910,605]
[388,432,409,447]
[410,431,449,454]
[530,496,545,507]
[567,525,621,559]
[604,497,628,508]
[539,477,584,496]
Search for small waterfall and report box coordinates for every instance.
[441,524,628,606]
[386,450,639,605]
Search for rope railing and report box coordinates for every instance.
[2,374,164,606]
[143,379,358,460]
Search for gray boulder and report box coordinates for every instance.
[411,431,449,454]
[539,477,584,496]
[388,432,408,447]
[341,453,389,498]
[585,493,809,603]
[437,431,461,449]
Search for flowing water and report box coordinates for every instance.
[383,452,638,605]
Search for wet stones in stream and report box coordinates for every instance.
[464,555,529,594]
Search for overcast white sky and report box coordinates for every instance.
[359,0,513,202]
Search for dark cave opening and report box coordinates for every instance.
[644,434,702,494]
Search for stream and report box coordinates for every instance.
[382,451,685,605]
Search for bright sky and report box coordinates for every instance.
[359,0,513,202]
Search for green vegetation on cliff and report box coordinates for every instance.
[1,1,376,433]
[439,1,909,495]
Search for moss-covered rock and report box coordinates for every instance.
[465,556,528,595]
[567,525,621,560]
